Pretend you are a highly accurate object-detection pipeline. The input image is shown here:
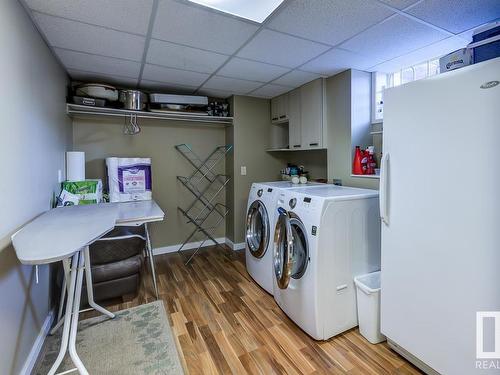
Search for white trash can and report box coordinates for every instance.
[354,271,386,344]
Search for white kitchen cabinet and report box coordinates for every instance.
[269,78,325,151]
[300,79,325,149]
[288,88,302,149]
[271,94,288,123]
[271,97,279,122]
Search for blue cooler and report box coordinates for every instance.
[472,22,500,63]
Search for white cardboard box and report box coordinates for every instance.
[439,48,473,72]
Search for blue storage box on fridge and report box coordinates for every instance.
[472,22,500,63]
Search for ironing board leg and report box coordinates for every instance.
[50,258,71,335]
[47,253,78,375]
[83,246,115,318]
[145,223,159,299]
[68,250,89,375]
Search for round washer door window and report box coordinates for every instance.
[245,200,269,258]
[273,210,309,289]
[289,213,309,280]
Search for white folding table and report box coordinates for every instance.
[11,200,165,375]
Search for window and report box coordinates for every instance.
[372,58,440,123]
[372,72,387,122]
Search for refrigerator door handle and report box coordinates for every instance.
[380,153,390,225]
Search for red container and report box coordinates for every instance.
[366,150,376,175]
[353,146,363,175]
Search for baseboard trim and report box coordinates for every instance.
[20,310,54,375]
[225,238,245,251]
[153,237,227,255]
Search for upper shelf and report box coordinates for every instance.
[66,104,233,125]
[350,174,380,179]
[266,147,327,152]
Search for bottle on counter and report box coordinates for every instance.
[353,146,363,175]
[366,146,376,175]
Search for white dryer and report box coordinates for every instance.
[245,181,324,294]
[272,185,381,340]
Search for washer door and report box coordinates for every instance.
[246,200,270,258]
[273,208,309,289]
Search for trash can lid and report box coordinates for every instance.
[354,271,381,293]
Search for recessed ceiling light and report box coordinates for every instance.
[187,0,284,23]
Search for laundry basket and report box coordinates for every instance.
[354,271,386,344]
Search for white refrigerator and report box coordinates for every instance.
[380,57,500,375]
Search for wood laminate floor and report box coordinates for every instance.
[85,246,422,374]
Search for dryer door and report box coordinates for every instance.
[274,208,309,289]
[245,200,270,258]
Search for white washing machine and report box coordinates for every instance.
[245,181,324,294]
[272,185,381,340]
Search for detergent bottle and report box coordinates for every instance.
[352,146,363,175]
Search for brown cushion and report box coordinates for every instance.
[90,254,142,284]
[81,273,140,305]
[90,225,146,264]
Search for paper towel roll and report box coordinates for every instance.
[66,151,85,181]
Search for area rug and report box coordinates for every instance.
[35,301,184,375]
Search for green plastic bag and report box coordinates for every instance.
[61,180,103,205]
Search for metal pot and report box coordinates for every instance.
[119,90,148,110]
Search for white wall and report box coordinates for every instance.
[326,69,379,189]
[0,0,71,373]
[72,117,226,249]
[225,96,285,243]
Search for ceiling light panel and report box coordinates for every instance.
[187,0,284,23]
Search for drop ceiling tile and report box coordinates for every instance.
[267,0,393,46]
[378,0,421,10]
[237,29,330,68]
[147,39,228,74]
[218,58,290,82]
[249,84,291,98]
[33,13,145,61]
[68,70,138,87]
[272,70,322,87]
[340,15,449,62]
[301,48,384,75]
[142,64,210,87]
[202,76,262,94]
[139,80,197,94]
[25,0,153,35]
[197,88,234,99]
[152,0,259,54]
[406,0,500,33]
[55,49,141,78]
[456,28,475,44]
[369,35,470,72]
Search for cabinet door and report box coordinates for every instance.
[271,97,279,122]
[300,79,323,148]
[278,94,289,121]
[288,89,302,149]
